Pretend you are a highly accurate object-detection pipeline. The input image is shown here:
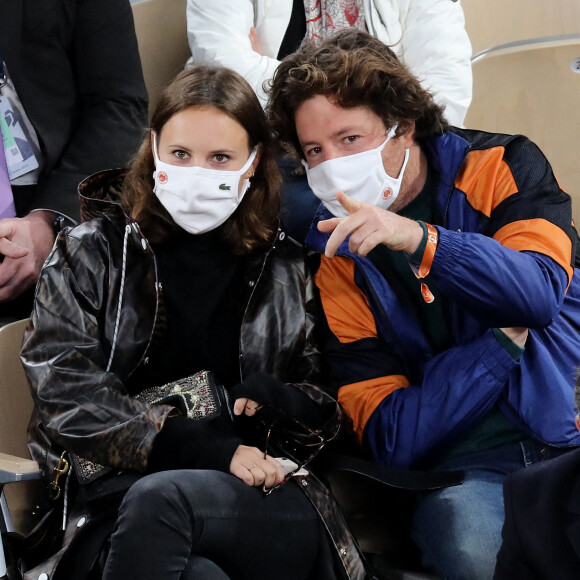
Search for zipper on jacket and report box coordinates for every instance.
[237,227,282,382]
[106,223,132,372]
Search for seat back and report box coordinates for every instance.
[131,0,190,118]
[0,319,32,461]
[462,0,580,56]
[465,37,580,228]
[0,319,40,534]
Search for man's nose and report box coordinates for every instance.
[323,144,342,162]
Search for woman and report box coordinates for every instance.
[20,66,342,580]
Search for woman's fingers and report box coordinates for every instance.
[233,397,262,417]
[230,446,284,487]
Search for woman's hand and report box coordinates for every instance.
[249,27,263,55]
[233,397,261,417]
[230,445,285,487]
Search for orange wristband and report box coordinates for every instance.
[411,223,438,303]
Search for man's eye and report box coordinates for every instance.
[344,135,358,143]
[307,147,321,157]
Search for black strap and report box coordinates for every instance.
[319,453,464,491]
[293,472,377,580]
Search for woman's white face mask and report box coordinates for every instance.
[302,125,409,218]
[152,133,257,235]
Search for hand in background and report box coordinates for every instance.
[0,211,55,301]
[229,445,284,487]
[249,27,263,55]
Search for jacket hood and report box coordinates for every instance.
[78,168,129,223]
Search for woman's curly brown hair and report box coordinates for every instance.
[122,66,281,253]
[267,29,449,159]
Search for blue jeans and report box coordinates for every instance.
[410,439,570,580]
[102,469,321,580]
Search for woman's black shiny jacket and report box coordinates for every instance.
[21,169,340,481]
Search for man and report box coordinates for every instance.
[0,0,147,321]
[268,29,580,579]
[493,374,580,580]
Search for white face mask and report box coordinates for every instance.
[152,134,257,235]
[302,125,410,218]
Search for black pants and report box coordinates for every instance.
[102,469,322,580]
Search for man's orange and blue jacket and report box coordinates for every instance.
[306,128,580,469]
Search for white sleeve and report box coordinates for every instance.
[398,0,473,127]
[186,0,281,107]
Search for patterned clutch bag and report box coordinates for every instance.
[71,370,228,484]
[135,370,229,421]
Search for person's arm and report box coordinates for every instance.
[429,235,568,329]
[31,0,148,219]
[21,227,173,474]
[429,135,575,328]
[0,211,54,301]
[315,250,528,469]
[398,0,472,126]
[186,0,280,107]
[0,0,147,302]
[361,329,521,468]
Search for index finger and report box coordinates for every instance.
[323,192,367,257]
[336,190,364,215]
[324,214,367,258]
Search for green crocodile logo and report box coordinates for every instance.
[219,183,231,191]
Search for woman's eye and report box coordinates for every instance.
[307,146,321,158]
[213,154,230,163]
[172,150,189,160]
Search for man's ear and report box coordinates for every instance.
[399,121,416,147]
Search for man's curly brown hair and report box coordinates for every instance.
[267,29,449,159]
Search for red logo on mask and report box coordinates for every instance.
[382,187,393,200]
[158,171,168,184]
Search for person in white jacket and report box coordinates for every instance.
[186,0,472,126]
[187,0,473,242]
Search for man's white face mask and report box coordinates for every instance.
[302,125,409,218]
[152,133,257,235]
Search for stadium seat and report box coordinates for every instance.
[462,0,580,56]
[131,0,190,117]
[0,319,41,577]
[465,35,580,227]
